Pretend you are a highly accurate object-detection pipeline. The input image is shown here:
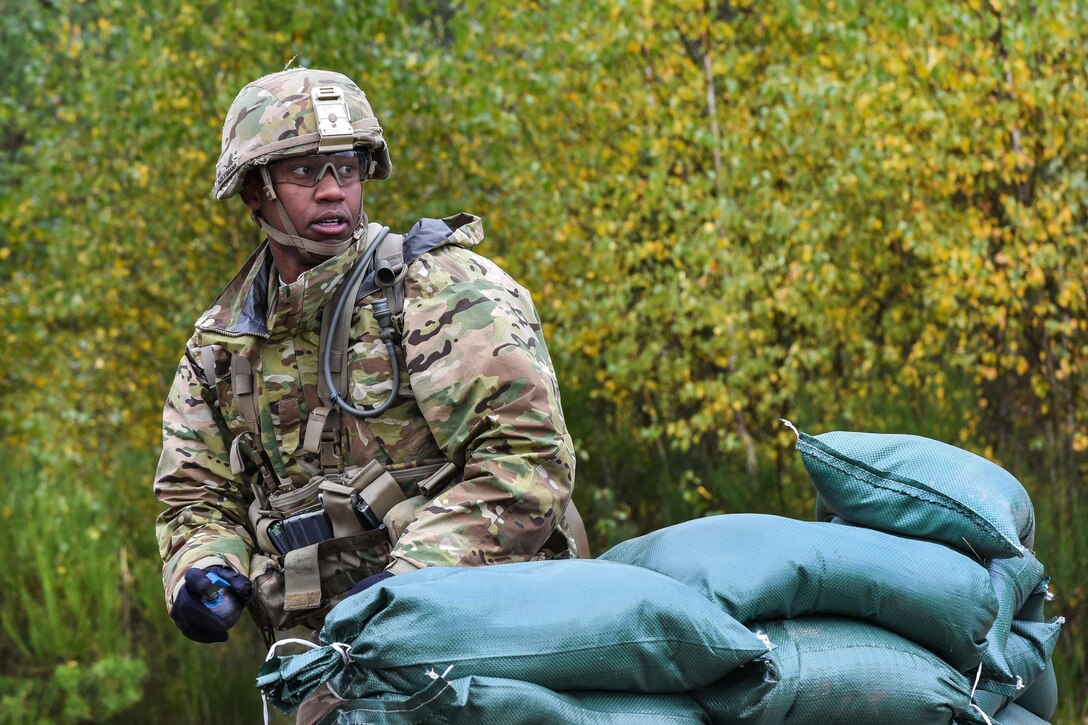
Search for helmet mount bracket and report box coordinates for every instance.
[312,86,355,153]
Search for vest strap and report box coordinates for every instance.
[562,500,591,558]
[375,228,407,338]
[283,543,323,611]
[356,471,408,523]
[231,354,259,433]
[302,407,332,455]
[199,345,218,385]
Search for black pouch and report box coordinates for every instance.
[248,529,390,632]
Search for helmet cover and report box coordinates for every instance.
[213,67,391,200]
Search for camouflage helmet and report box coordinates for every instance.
[213,67,392,200]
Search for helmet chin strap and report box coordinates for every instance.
[255,165,366,263]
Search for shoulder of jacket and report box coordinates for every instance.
[397,212,483,262]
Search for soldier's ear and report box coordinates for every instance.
[240,171,263,212]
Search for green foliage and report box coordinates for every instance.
[1,0,1086,722]
[0,450,273,724]
[0,655,147,725]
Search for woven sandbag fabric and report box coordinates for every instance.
[1016,578,1051,623]
[1007,578,1060,720]
[1012,665,1058,722]
[975,621,1063,717]
[694,617,987,725]
[794,429,1034,558]
[981,553,1047,689]
[973,688,1008,719]
[258,560,768,713]
[324,676,713,725]
[1006,620,1063,692]
[693,650,791,724]
[992,701,1051,725]
[600,513,997,671]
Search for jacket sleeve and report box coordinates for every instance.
[154,345,254,609]
[387,247,575,573]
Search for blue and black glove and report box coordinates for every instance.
[344,570,393,599]
[170,565,253,644]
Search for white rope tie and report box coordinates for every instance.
[967,664,993,725]
[970,703,993,725]
[779,419,800,440]
[265,637,324,661]
[261,639,353,725]
[330,642,353,666]
[425,664,455,681]
[969,663,983,700]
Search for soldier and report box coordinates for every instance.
[154,67,583,721]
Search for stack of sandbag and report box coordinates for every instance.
[795,426,1063,724]
[255,426,1062,725]
[602,514,1000,724]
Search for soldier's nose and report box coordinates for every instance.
[313,171,346,200]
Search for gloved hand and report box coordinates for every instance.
[344,570,393,599]
[170,565,253,643]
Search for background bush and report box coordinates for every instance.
[1,1,1085,721]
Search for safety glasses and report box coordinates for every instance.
[268,150,369,187]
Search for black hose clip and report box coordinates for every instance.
[371,298,396,340]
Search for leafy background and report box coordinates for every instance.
[1,0,1085,722]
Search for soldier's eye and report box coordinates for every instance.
[337,162,360,178]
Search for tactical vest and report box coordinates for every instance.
[201,222,588,640]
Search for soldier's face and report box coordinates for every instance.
[242,166,363,247]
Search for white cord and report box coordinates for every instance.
[425,664,454,681]
[330,642,353,667]
[969,663,983,701]
[261,639,353,725]
[970,703,993,725]
[265,637,322,661]
[966,664,993,725]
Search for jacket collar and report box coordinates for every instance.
[195,241,362,339]
[194,213,484,339]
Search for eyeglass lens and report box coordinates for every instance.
[269,151,364,187]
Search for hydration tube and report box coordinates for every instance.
[321,225,401,418]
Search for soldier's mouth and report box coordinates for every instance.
[310,215,349,236]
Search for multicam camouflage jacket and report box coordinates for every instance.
[154,214,576,608]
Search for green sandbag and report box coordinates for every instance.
[322,675,712,725]
[600,513,997,671]
[1016,578,1051,623]
[972,688,1007,718]
[258,560,768,713]
[794,427,1034,558]
[971,619,1063,717]
[693,616,987,725]
[688,659,778,725]
[1012,664,1058,721]
[1006,620,1062,690]
[993,701,1050,725]
[979,619,1063,697]
[1009,580,1059,720]
[981,553,1046,688]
